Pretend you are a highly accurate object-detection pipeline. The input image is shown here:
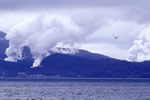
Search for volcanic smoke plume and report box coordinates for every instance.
[4,14,84,67]
[128,27,150,62]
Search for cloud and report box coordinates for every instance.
[84,20,144,49]
[0,0,149,11]
[80,43,129,60]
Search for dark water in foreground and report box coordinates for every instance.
[0,78,150,100]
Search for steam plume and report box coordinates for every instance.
[128,27,150,62]
[5,14,83,67]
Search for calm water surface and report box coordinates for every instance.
[0,78,150,100]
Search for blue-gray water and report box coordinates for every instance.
[0,78,150,100]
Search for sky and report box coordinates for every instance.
[0,0,150,66]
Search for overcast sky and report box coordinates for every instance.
[0,0,150,61]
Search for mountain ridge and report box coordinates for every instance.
[0,31,150,78]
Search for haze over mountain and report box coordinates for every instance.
[0,31,150,78]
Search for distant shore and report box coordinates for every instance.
[0,77,150,83]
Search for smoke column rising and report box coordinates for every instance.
[4,14,84,67]
[128,27,150,62]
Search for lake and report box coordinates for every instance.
[0,78,150,100]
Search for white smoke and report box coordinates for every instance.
[4,14,84,67]
[128,27,150,62]
[50,47,78,55]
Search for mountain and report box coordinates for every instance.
[50,47,110,60]
[0,31,9,59]
[0,31,150,78]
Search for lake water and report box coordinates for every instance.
[0,78,150,100]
